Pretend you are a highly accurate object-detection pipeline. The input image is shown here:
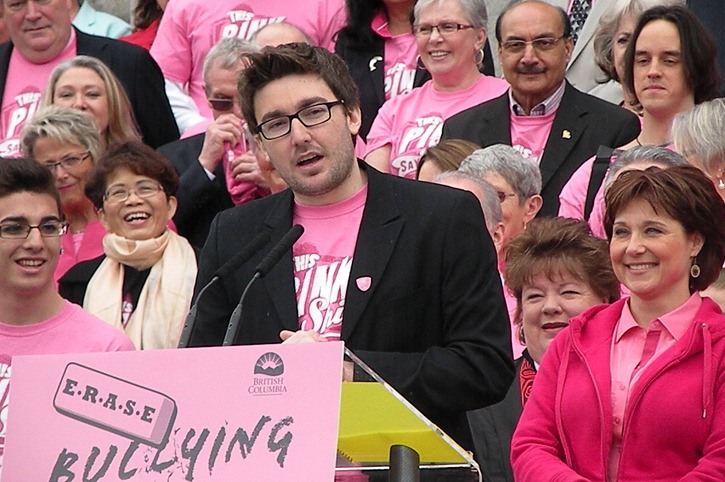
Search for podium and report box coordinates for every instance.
[337,348,481,481]
[1,343,481,481]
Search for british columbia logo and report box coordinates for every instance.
[249,352,287,396]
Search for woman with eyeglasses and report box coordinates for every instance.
[335,0,493,146]
[59,142,197,350]
[41,55,142,151]
[20,105,106,283]
[364,0,508,179]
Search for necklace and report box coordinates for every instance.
[635,136,671,148]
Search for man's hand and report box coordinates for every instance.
[198,113,243,172]
[230,151,268,188]
[279,330,328,344]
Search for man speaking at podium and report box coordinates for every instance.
[187,43,514,449]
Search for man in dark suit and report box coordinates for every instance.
[188,43,514,449]
[442,0,640,217]
[0,0,177,155]
[159,38,267,249]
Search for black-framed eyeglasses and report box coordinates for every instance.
[412,23,474,38]
[500,35,567,54]
[0,220,68,239]
[497,191,517,203]
[208,97,234,112]
[256,100,345,140]
[104,181,164,204]
[43,152,91,172]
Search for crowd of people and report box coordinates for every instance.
[0,0,724,479]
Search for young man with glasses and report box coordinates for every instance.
[442,0,640,217]
[187,43,515,451]
[159,37,268,249]
[0,157,133,468]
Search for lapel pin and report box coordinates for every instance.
[369,56,383,72]
[562,130,572,139]
[356,276,372,292]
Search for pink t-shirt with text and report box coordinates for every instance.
[0,301,134,468]
[0,31,77,157]
[371,12,418,102]
[366,75,509,178]
[509,109,557,165]
[292,185,367,339]
[150,0,346,119]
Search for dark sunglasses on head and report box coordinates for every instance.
[209,98,234,112]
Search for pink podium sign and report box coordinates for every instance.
[2,342,343,481]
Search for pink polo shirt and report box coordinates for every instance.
[608,293,702,481]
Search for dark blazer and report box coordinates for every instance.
[189,162,515,448]
[467,355,532,482]
[158,133,233,249]
[58,255,105,305]
[441,82,641,216]
[0,29,179,148]
[335,34,495,142]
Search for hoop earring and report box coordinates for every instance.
[691,260,701,279]
[416,55,427,71]
[475,47,484,66]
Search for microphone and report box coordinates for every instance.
[177,231,271,348]
[222,224,304,346]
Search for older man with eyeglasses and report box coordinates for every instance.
[159,37,268,249]
[441,0,640,217]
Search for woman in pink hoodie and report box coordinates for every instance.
[512,161,725,481]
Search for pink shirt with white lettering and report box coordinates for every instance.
[509,109,557,165]
[292,185,367,339]
[608,293,701,481]
[370,11,417,102]
[366,75,509,178]
[150,0,346,119]
[0,301,134,468]
[0,31,77,157]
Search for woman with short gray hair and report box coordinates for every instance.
[20,105,107,283]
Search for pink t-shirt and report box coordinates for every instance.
[366,75,509,178]
[509,109,557,165]
[559,143,674,240]
[370,12,417,102]
[558,154,607,238]
[292,185,367,339]
[0,31,77,157]
[150,0,346,119]
[56,219,106,284]
[608,293,700,481]
[0,301,134,467]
